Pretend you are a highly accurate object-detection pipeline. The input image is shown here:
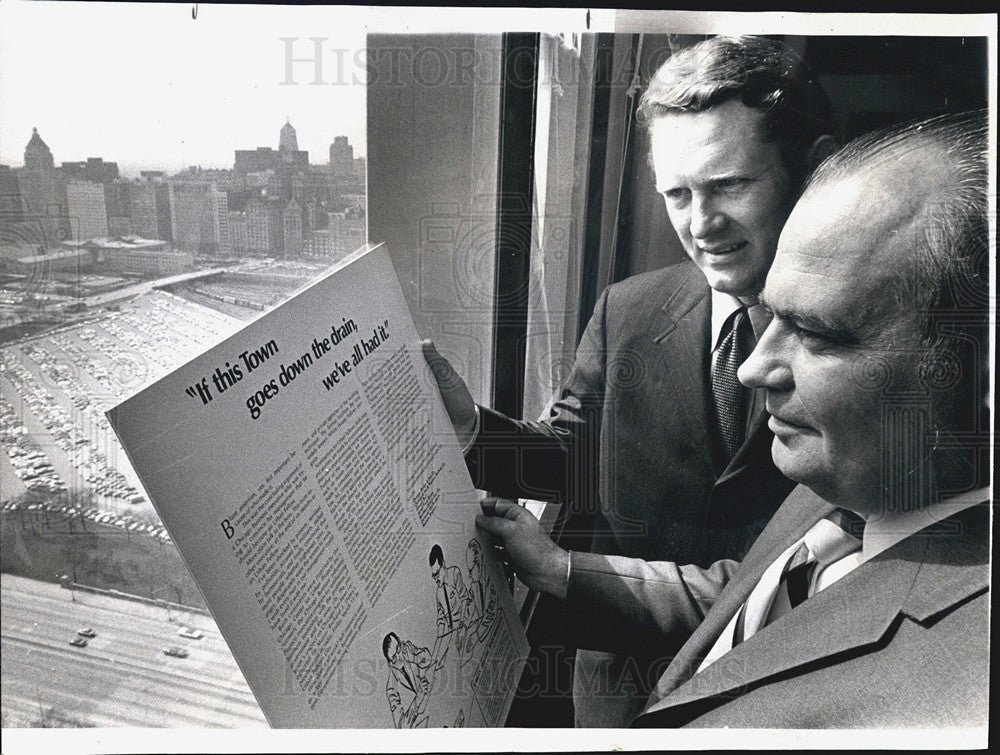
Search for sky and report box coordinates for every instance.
[0,3,608,178]
[0,2,370,177]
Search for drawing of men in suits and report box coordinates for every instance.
[382,631,437,729]
[463,538,498,650]
[429,544,469,666]
[423,35,838,725]
[476,112,989,728]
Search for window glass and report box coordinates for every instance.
[367,34,502,409]
[0,4,366,728]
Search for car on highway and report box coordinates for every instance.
[70,637,88,648]
[163,646,189,659]
[177,626,203,640]
[77,627,97,638]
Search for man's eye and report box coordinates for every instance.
[663,188,689,203]
[714,178,747,191]
[795,324,833,347]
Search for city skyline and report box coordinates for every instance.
[8,121,364,178]
[0,2,368,177]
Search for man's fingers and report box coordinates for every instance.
[475,513,518,539]
[480,498,525,521]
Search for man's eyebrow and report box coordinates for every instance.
[759,294,858,344]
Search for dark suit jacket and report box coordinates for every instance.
[468,261,794,565]
[566,486,990,728]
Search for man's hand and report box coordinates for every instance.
[475,499,570,600]
[421,340,477,448]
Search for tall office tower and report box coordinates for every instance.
[0,165,24,222]
[210,187,232,256]
[18,127,69,244]
[65,181,109,240]
[329,136,354,177]
[279,119,299,152]
[228,210,249,255]
[105,178,132,236]
[246,192,271,255]
[169,181,218,254]
[282,198,303,256]
[24,127,55,171]
[130,180,159,238]
[266,198,285,253]
[353,156,366,184]
[154,181,173,241]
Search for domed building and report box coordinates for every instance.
[279,119,299,152]
[24,127,55,171]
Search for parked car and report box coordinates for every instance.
[163,646,189,659]
[77,627,97,638]
[70,637,88,648]
[177,626,203,640]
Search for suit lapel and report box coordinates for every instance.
[639,499,990,724]
[643,486,828,708]
[651,265,712,455]
[643,553,921,719]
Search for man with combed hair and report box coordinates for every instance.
[477,112,989,727]
[424,35,837,726]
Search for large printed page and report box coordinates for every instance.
[106,244,529,727]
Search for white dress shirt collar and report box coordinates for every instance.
[710,289,767,352]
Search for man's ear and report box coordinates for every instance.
[804,134,839,174]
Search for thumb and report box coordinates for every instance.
[421,339,460,391]
[421,339,476,440]
[475,513,517,542]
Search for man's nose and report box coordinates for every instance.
[738,321,792,391]
[689,194,726,239]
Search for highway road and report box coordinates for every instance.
[1,573,266,728]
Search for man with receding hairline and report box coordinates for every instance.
[477,112,989,727]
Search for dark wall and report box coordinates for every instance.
[625,35,989,279]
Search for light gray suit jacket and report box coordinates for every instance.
[566,485,989,728]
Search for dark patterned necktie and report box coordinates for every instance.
[712,307,751,465]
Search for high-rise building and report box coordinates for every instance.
[304,209,364,260]
[129,180,160,239]
[329,136,354,177]
[246,192,271,255]
[168,180,222,254]
[154,181,173,241]
[0,165,24,222]
[105,178,132,236]
[265,197,284,253]
[24,127,54,171]
[61,157,120,184]
[130,176,174,241]
[354,156,367,184]
[17,128,68,244]
[282,198,303,256]
[104,179,131,217]
[279,119,299,152]
[235,121,309,174]
[228,209,249,255]
[107,216,133,236]
[65,182,109,240]
[210,187,232,257]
